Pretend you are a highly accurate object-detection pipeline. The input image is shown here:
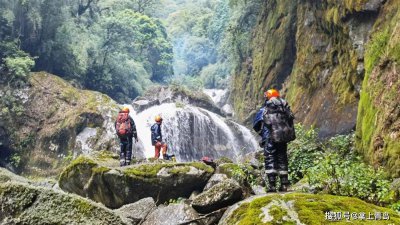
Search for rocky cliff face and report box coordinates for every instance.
[230,0,399,174]
[356,1,400,176]
[231,0,385,137]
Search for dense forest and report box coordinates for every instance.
[0,0,263,102]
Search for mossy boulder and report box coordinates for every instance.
[0,167,30,184]
[59,156,214,208]
[218,193,400,225]
[0,182,125,225]
[192,178,244,214]
[6,72,123,176]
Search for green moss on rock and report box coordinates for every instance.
[222,193,400,225]
[9,72,120,177]
[0,182,124,225]
[356,1,400,176]
[59,157,214,208]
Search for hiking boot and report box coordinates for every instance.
[279,174,289,192]
[120,160,126,167]
[279,184,289,192]
[163,154,169,160]
[266,174,277,193]
[267,185,277,193]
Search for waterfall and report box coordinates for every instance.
[129,103,258,162]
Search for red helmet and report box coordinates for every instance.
[264,89,280,99]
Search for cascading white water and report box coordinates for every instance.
[128,103,258,162]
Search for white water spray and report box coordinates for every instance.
[127,103,258,161]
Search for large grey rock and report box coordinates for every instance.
[0,182,125,225]
[142,203,198,225]
[59,156,214,209]
[203,173,228,191]
[115,197,156,225]
[192,179,243,214]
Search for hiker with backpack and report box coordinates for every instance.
[253,88,296,192]
[151,115,169,159]
[115,107,138,167]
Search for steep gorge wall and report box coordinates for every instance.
[356,1,400,177]
[231,0,400,175]
[231,0,384,137]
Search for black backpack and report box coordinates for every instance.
[263,98,296,143]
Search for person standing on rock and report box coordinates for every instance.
[115,107,138,166]
[151,115,168,159]
[253,88,296,192]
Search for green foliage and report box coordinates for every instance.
[0,1,173,102]
[317,139,389,204]
[219,163,257,186]
[289,125,394,205]
[288,124,323,183]
[306,150,393,205]
[166,197,185,205]
[4,56,34,81]
[391,201,400,212]
[9,154,21,168]
[0,41,34,85]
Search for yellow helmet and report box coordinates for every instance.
[121,107,130,113]
[155,115,163,122]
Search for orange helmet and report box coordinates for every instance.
[121,107,130,113]
[264,89,280,99]
[155,115,163,122]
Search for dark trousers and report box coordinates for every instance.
[264,141,289,184]
[120,137,133,166]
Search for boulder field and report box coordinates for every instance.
[2,157,400,224]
